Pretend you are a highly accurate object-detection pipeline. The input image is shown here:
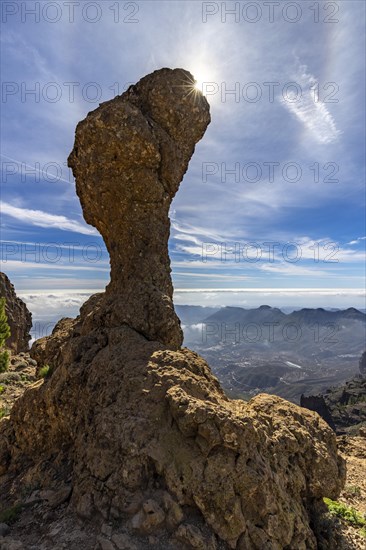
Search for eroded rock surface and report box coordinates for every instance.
[30,317,75,374]
[0,69,345,549]
[68,68,210,349]
[0,273,32,353]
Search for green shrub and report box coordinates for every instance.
[0,406,10,419]
[38,365,50,379]
[0,385,4,393]
[0,350,9,373]
[0,503,23,524]
[0,297,10,346]
[324,497,366,527]
[0,298,10,373]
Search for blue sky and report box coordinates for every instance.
[1,0,365,316]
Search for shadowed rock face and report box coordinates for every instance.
[0,272,32,353]
[68,68,210,348]
[300,394,336,431]
[301,376,366,434]
[0,69,346,550]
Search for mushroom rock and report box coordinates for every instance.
[0,69,345,550]
[68,68,210,348]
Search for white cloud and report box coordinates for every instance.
[173,271,252,281]
[259,263,330,277]
[1,202,98,235]
[19,292,95,327]
[173,235,366,267]
[1,239,106,252]
[174,288,365,294]
[1,154,73,185]
[2,260,109,272]
[348,236,366,245]
[282,65,341,144]
[173,288,366,310]
[172,220,237,243]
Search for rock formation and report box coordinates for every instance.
[30,317,74,375]
[300,394,336,432]
[301,376,366,435]
[0,69,345,549]
[0,272,32,353]
[68,68,210,349]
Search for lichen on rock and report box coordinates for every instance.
[0,68,345,549]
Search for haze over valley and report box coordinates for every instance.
[177,304,366,402]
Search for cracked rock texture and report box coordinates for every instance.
[0,69,345,549]
[0,272,32,353]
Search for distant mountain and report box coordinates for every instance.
[203,305,366,327]
[203,305,287,325]
[175,305,219,325]
[178,305,366,403]
[289,307,365,325]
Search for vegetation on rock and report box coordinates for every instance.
[324,497,366,528]
[0,273,32,353]
[0,297,10,373]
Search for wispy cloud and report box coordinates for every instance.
[348,236,366,245]
[173,234,366,267]
[259,263,330,277]
[2,260,109,272]
[282,65,341,144]
[1,154,73,185]
[173,271,252,281]
[1,202,98,236]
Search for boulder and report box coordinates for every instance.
[30,317,75,372]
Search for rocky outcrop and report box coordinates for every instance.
[301,352,366,435]
[0,273,32,353]
[0,352,38,414]
[30,317,74,374]
[1,325,345,549]
[68,69,210,349]
[0,69,345,549]
[301,376,366,435]
[300,394,336,431]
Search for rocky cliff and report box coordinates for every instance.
[0,68,345,550]
[301,376,366,435]
[0,272,32,353]
[299,395,337,432]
